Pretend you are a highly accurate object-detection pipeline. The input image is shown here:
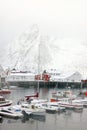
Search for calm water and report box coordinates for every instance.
[0,86,87,130]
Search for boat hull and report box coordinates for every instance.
[0,100,12,107]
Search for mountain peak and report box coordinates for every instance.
[0,25,87,78]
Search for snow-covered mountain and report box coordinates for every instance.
[0,25,87,78]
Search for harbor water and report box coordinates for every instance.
[0,86,87,130]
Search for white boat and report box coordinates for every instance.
[52,90,76,100]
[28,98,48,104]
[0,105,23,118]
[0,105,23,119]
[45,106,57,113]
[0,109,20,119]
[44,105,65,114]
[21,103,45,117]
[34,102,66,113]
[0,96,12,107]
[72,97,87,107]
[57,98,83,110]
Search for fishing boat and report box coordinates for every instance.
[57,98,83,110]
[0,96,12,107]
[52,89,76,100]
[72,97,87,107]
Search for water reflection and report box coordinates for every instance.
[21,114,46,123]
[0,117,3,124]
[30,115,46,122]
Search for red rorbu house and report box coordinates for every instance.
[42,73,50,81]
[35,71,51,82]
[35,74,41,80]
[81,79,87,96]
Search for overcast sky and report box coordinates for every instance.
[0,0,87,48]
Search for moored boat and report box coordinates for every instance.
[0,89,11,94]
[52,90,76,100]
[0,106,23,119]
[25,92,39,101]
[57,98,83,110]
[45,106,57,114]
[72,97,87,107]
[21,103,45,117]
[34,101,66,113]
[0,96,12,107]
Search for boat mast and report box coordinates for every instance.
[0,75,1,89]
[37,43,40,92]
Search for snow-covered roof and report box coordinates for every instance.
[50,71,82,82]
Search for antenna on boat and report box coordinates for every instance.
[80,80,83,92]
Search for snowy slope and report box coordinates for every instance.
[0,25,87,78]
